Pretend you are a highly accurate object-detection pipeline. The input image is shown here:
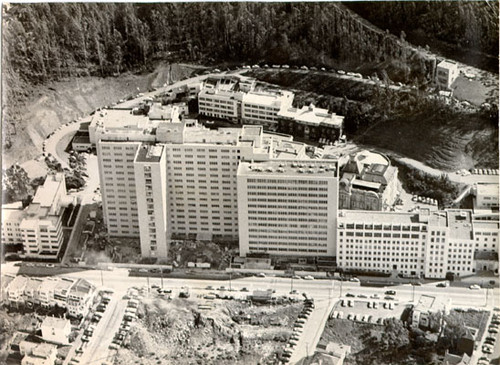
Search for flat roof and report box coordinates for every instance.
[238,160,338,178]
[24,277,43,292]
[438,59,458,68]
[352,179,381,190]
[42,316,70,329]
[32,173,64,208]
[278,104,343,127]
[8,275,29,291]
[135,144,164,163]
[69,279,95,295]
[72,135,91,144]
[476,183,499,197]
[243,92,283,107]
[447,210,473,240]
[338,210,421,225]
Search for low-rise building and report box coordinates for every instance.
[338,151,398,211]
[7,275,29,307]
[20,343,58,365]
[37,277,60,308]
[23,277,43,308]
[472,183,499,210]
[53,278,76,308]
[436,59,459,90]
[278,104,344,143]
[67,278,96,318]
[1,274,15,304]
[313,341,351,365]
[41,316,71,345]
[411,294,451,331]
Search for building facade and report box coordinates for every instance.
[436,59,459,89]
[337,208,498,279]
[237,160,338,257]
[1,173,75,259]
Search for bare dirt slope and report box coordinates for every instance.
[115,297,300,365]
[2,63,200,168]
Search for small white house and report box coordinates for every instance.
[41,316,71,344]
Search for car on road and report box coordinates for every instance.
[46,263,55,268]
[290,289,299,294]
[346,293,355,297]
[218,286,226,291]
[292,275,301,280]
[370,294,380,299]
[384,296,395,300]
[303,275,314,280]
[384,290,396,296]
[357,294,367,298]
[205,285,214,290]
[349,277,360,283]
[482,345,493,354]
[256,273,266,278]
[469,285,481,290]
[240,287,249,292]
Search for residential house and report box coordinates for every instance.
[67,278,96,318]
[41,316,71,345]
[20,343,58,365]
[23,277,43,308]
[7,275,29,307]
[37,277,60,308]
[53,278,76,308]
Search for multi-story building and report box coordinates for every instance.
[237,160,338,257]
[1,274,14,304]
[241,90,294,127]
[53,278,76,308]
[66,279,96,318]
[436,59,459,90]
[1,173,75,259]
[198,75,294,126]
[92,99,340,259]
[338,150,399,211]
[7,275,29,307]
[37,277,60,308]
[277,104,344,142]
[23,277,43,308]
[472,183,499,210]
[337,208,496,279]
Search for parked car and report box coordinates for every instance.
[346,293,355,297]
[303,275,314,280]
[384,290,396,296]
[256,273,266,278]
[469,285,481,290]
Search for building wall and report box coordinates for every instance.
[134,147,169,258]
[238,162,338,257]
[166,144,241,240]
[337,215,428,277]
[198,92,240,121]
[97,141,142,237]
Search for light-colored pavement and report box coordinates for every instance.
[289,298,336,364]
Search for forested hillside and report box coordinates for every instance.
[3,2,434,88]
[346,1,499,73]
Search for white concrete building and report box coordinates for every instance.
[337,208,494,279]
[66,279,96,318]
[1,173,75,259]
[237,160,338,257]
[436,59,459,89]
[473,183,499,210]
[7,275,29,306]
[241,90,294,126]
[53,278,76,308]
[37,277,60,308]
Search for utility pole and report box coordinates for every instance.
[100,270,104,286]
[412,284,415,302]
[339,276,343,297]
[147,276,150,294]
[229,270,232,291]
[160,268,163,288]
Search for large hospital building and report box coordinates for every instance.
[89,104,339,259]
[88,81,498,279]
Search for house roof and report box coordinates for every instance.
[41,316,71,329]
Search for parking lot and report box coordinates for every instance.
[329,291,406,325]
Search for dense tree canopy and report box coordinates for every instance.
[3,2,437,87]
